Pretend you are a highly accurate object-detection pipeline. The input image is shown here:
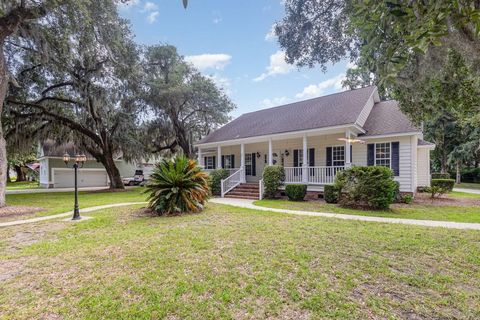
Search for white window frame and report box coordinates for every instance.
[223,154,234,169]
[331,145,345,167]
[204,156,215,170]
[374,142,392,168]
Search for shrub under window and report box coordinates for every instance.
[262,165,285,199]
[324,185,340,204]
[285,184,307,201]
[334,166,397,210]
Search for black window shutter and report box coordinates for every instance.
[326,147,332,166]
[251,153,256,176]
[367,144,374,166]
[221,155,225,169]
[392,142,400,176]
[350,145,353,163]
[231,155,235,168]
[204,157,207,167]
[309,148,315,166]
[293,150,299,167]
[213,156,216,168]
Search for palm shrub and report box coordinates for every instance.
[145,156,209,215]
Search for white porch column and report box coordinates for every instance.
[198,148,203,167]
[240,143,246,182]
[268,138,273,166]
[345,130,352,168]
[302,134,308,183]
[217,145,222,169]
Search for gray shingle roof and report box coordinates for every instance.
[418,139,435,146]
[360,100,420,137]
[197,86,377,144]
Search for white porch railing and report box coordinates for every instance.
[203,168,239,176]
[221,167,244,197]
[284,166,345,185]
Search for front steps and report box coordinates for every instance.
[225,183,260,200]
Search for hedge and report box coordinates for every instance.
[324,185,339,204]
[426,179,455,198]
[334,166,397,210]
[285,184,307,201]
[208,168,229,196]
[262,165,285,198]
[431,173,451,179]
[460,168,480,183]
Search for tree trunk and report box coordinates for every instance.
[100,152,125,190]
[456,161,461,184]
[0,41,8,207]
[440,150,448,174]
[6,163,11,183]
[14,165,26,182]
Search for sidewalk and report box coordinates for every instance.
[210,198,480,231]
[453,188,480,195]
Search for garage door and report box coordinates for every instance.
[54,169,108,188]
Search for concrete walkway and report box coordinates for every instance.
[6,186,137,195]
[454,188,480,195]
[210,198,480,231]
[0,202,147,227]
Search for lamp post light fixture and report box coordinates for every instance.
[63,152,87,220]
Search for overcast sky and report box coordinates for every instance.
[119,0,351,117]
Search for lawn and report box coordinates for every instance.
[0,203,479,319]
[3,187,147,221]
[455,182,480,190]
[6,181,39,190]
[255,192,480,223]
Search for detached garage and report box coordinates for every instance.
[53,169,108,188]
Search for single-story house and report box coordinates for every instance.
[38,141,150,188]
[195,86,435,199]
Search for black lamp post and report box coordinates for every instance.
[63,153,87,220]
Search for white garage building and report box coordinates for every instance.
[38,141,137,189]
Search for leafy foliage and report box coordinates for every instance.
[323,185,339,204]
[262,165,285,199]
[335,166,397,210]
[285,184,307,201]
[208,168,229,196]
[459,168,480,183]
[145,156,209,215]
[427,179,455,199]
[432,173,451,180]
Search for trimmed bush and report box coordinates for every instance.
[208,168,229,196]
[263,165,285,198]
[334,166,397,210]
[285,184,307,201]
[431,173,451,179]
[426,178,455,198]
[393,181,401,203]
[145,156,209,215]
[403,194,414,204]
[324,185,340,204]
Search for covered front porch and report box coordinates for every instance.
[198,128,361,197]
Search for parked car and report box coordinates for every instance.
[122,170,145,186]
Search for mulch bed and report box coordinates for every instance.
[0,206,45,220]
[393,192,480,208]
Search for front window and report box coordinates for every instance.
[205,156,215,170]
[224,155,234,169]
[332,146,345,167]
[245,153,252,175]
[375,142,391,168]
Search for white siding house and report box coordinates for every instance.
[195,86,435,198]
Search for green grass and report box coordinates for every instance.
[4,187,147,219]
[0,203,479,319]
[6,181,39,190]
[455,182,480,190]
[254,196,480,223]
[450,191,480,199]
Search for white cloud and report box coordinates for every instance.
[253,51,294,82]
[295,73,346,99]
[147,11,160,23]
[265,24,277,41]
[185,54,232,71]
[261,96,290,108]
[143,1,158,11]
[346,61,357,69]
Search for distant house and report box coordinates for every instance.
[37,141,150,189]
[195,86,435,199]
